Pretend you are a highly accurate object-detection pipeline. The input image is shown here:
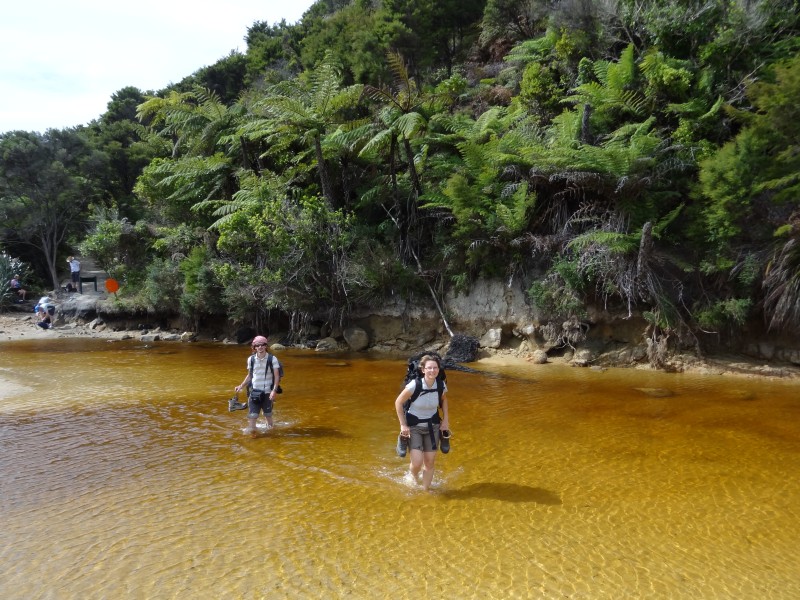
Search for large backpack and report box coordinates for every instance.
[248,353,284,394]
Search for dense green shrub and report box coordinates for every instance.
[179,246,224,325]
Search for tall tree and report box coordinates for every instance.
[246,52,364,207]
[136,87,247,226]
[699,55,800,333]
[361,52,434,261]
[86,86,162,221]
[0,129,106,289]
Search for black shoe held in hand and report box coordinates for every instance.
[396,433,409,457]
[439,429,451,454]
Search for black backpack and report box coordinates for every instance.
[248,353,284,394]
[403,352,446,386]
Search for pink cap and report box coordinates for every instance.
[251,335,269,347]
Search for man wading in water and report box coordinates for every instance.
[234,336,282,435]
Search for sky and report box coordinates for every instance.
[0,0,316,134]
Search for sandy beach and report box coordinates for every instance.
[0,310,133,343]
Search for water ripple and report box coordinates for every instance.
[1,341,799,599]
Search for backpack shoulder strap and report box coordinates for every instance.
[403,377,423,411]
[408,377,445,404]
[267,353,282,391]
[412,377,424,401]
[246,355,255,393]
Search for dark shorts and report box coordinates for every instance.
[248,390,273,417]
[408,422,440,452]
[71,271,80,284]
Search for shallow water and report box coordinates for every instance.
[1,339,799,599]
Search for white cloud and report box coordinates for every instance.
[0,0,315,133]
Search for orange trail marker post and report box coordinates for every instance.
[105,278,120,294]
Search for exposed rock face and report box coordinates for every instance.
[445,278,535,331]
[45,277,800,372]
[58,296,99,321]
[343,326,369,351]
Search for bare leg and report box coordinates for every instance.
[421,451,437,490]
[245,417,257,434]
[409,449,424,481]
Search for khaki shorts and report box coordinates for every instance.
[408,422,440,452]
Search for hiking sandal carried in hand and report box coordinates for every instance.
[396,433,410,457]
[228,395,247,412]
[439,429,452,454]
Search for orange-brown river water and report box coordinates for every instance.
[1,339,799,599]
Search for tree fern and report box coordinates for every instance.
[496,182,537,235]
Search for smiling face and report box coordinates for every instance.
[251,335,269,355]
[421,358,440,381]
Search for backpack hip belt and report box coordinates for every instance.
[404,378,444,449]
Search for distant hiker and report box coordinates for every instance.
[67,256,81,292]
[34,296,55,317]
[394,354,450,491]
[9,274,26,301]
[234,335,282,434]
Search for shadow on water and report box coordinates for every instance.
[441,482,562,505]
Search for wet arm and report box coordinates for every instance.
[235,372,251,393]
[270,370,281,396]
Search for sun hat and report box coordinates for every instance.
[251,335,269,347]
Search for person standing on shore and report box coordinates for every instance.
[67,256,81,293]
[394,354,450,491]
[234,335,282,435]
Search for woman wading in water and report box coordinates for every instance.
[394,354,450,490]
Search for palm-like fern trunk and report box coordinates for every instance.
[314,135,336,206]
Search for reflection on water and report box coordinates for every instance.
[1,339,799,599]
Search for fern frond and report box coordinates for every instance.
[394,112,427,139]
[358,129,395,158]
[567,230,639,254]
